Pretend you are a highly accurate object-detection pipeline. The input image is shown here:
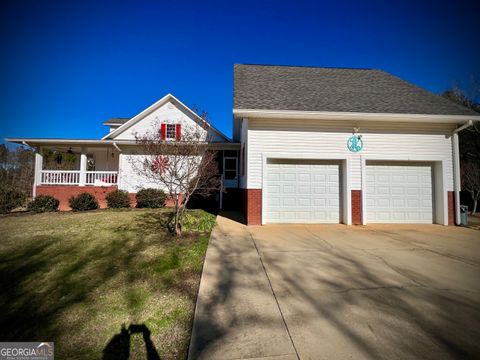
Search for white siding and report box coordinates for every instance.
[90,148,119,171]
[239,118,248,188]
[118,151,201,193]
[118,153,156,192]
[113,100,223,142]
[247,118,455,191]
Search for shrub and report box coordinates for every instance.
[27,195,59,213]
[136,188,166,208]
[181,210,216,233]
[69,192,99,211]
[0,185,26,214]
[106,190,131,208]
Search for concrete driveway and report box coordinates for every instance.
[189,214,480,360]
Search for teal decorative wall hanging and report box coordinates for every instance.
[347,135,363,152]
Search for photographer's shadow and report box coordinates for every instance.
[103,324,160,360]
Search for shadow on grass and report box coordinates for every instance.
[103,324,161,360]
[0,210,210,358]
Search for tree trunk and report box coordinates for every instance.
[473,199,478,215]
[173,196,181,237]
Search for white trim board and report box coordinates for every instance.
[234,109,480,124]
[104,93,230,141]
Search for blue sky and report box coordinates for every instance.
[1,0,479,143]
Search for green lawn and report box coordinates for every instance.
[0,209,214,360]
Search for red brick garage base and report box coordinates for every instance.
[351,190,456,225]
[244,189,262,225]
[242,188,454,226]
[448,191,455,226]
[351,190,362,225]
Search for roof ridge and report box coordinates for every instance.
[234,63,376,71]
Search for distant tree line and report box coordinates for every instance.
[442,78,480,214]
[0,145,79,198]
[0,144,35,196]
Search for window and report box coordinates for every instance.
[166,124,176,140]
[223,156,238,180]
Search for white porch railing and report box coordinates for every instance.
[40,170,118,186]
[41,170,81,185]
[85,171,118,186]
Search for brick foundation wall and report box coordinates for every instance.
[351,190,362,225]
[448,191,455,226]
[36,186,183,211]
[243,189,262,225]
[36,185,119,211]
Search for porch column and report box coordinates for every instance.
[79,148,87,186]
[33,149,43,197]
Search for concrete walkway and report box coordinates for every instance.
[188,213,298,360]
[189,214,480,359]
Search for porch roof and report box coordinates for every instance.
[5,138,241,150]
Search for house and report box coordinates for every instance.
[7,93,239,210]
[7,64,480,225]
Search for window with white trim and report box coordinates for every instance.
[166,124,176,140]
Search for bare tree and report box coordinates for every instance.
[443,79,480,214]
[131,119,221,236]
[0,144,34,196]
[461,162,480,214]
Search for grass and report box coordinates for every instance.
[0,208,215,360]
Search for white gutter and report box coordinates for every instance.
[5,138,240,150]
[234,109,480,124]
[452,120,474,225]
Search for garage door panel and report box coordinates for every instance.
[367,163,433,224]
[266,160,341,223]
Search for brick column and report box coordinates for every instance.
[448,191,455,226]
[351,190,362,225]
[244,189,262,225]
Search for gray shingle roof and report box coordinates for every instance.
[234,64,479,116]
[103,117,130,125]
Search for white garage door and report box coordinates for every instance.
[366,162,433,223]
[266,160,341,223]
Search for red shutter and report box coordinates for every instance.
[160,123,166,140]
[175,124,181,141]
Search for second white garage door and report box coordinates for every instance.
[266,159,341,223]
[366,162,433,223]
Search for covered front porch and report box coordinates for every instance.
[33,144,120,192]
[7,138,241,210]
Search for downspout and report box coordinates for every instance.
[113,142,122,153]
[452,120,473,225]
